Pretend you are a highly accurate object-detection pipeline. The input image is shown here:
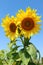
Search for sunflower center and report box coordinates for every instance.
[21,18,34,31]
[9,23,17,32]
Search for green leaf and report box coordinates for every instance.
[16,61,22,65]
[2,59,14,65]
[0,59,3,65]
[0,50,6,59]
[26,44,37,60]
[19,49,31,65]
[28,61,36,65]
[11,45,20,52]
[7,51,13,59]
[12,52,20,61]
[7,45,21,63]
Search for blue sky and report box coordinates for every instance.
[0,0,43,57]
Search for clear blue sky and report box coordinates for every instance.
[0,0,43,57]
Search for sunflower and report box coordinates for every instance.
[16,7,41,38]
[1,15,18,40]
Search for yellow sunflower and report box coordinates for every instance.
[1,15,18,40]
[16,7,41,38]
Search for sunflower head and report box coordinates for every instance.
[21,17,34,31]
[16,7,41,38]
[1,15,18,40]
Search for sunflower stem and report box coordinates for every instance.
[23,37,31,47]
[20,36,24,44]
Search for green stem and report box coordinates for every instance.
[23,37,31,47]
[20,36,24,44]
